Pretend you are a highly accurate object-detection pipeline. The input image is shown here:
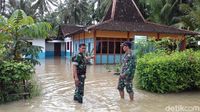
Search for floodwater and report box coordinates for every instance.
[0,58,200,112]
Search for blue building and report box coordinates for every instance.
[59,0,196,64]
[30,0,197,64]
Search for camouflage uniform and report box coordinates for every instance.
[72,53,87,103]
[117,51,136,93]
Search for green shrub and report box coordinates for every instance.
[136,50,200,93]
[193,51,200,87]
[0,44,5,61]
[0,60,37,103]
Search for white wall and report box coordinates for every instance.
[61,43,66,51]
[45,43,54,51]
[65,38,73,53]
[29,39,45,52]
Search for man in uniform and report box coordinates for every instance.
[72,43,93,103]
[117,41,136,101]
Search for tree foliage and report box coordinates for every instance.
[176,0,200,31]
[0,9,51,65]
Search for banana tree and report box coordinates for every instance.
[90,0,112,22]
[32,0,58,20]
[0,9,51,65]
[176,0,200,31]
[139,0,180,25]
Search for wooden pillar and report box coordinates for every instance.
[120,39,122,61]
[127,31,130,41]
[72,36,75,56]
[157,33,160,40]
[94,30,96,65]
[181,35,186,51]
[107,38,109,64]
[65,42,66,57]
[100,37,102,64]
[70,41,72,57]
[84,32,85,43]
[114,39,116,64]
[132,35,135,50]
[78,33,81,44]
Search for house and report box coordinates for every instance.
[61,0,198,64]
[28,25,84,59]
[31,0,198,63]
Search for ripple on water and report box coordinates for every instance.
[0,58,200,112]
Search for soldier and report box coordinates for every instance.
[117,41,136,101]
[72,43,94,103]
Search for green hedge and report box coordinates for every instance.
[136,50,200,93]
[0,61,35,103]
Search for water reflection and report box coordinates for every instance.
[0,58,200,112]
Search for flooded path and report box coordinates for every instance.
[0,58,200,112]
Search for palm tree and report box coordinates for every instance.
[90,0,112,22]
[139,0,181,25]
[17,0,35,17]
[66,0,89,24]
[175,0,200,31]
[1,0,36,18]
[56,0,90,25]
[32,0,58,20]
[0,0,5,14]
[0,9,51,64]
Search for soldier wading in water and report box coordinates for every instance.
[117,41,136,101]
[72,43,94,103]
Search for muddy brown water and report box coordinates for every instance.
[0,58,200,112]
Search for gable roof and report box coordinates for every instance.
[102,0,145,22]
[66,0,199,36]
[58,25,85,37]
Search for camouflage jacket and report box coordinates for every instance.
[121,51,136,78]
[72,53,87,75]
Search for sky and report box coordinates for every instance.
[50,0,98,12]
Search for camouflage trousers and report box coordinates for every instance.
[117,76,133,93]
[74,75,85,103]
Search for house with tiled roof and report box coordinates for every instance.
[60,0,198,64]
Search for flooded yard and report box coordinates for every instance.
[0,58,200,112]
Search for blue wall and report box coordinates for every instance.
[44,51,66,58]
[66,52,71,59]
[115,54,121,63]
[28,51,66,59]
[44,42,66,58]
[45,51,54,58]
[96,54,121,64]
[38,52,46,59]
[72,38,123,64]
[61,51,65,57]
[73,38,94,55]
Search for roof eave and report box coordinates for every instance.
[64,29,85,37]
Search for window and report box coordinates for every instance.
[134,35,148,53]
[66,42,70,50]
[102,41,108,54]
[75,43,77,52]
[109,41,114,53]
[134,35,147,43]
[88,43,91,52]
[95,38,131,54]
[96,41,101,53]
[115,42,121,54]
